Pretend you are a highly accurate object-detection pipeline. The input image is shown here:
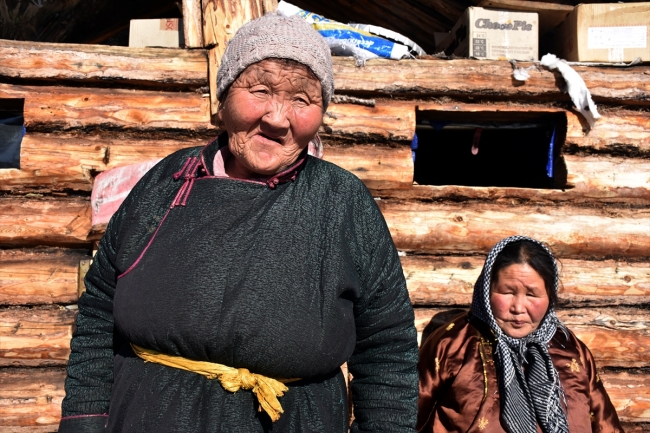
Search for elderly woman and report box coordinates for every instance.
[58,13,418,433]
[418,236,622,433]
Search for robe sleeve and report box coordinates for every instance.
[575,338,624,433]
[347,187,419,433]
[58,165,163,433]
[416,320,465,431]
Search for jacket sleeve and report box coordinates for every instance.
[347,187,419,433]
[575,337,624,433]
[416,321,463,431]
[59,165,164,433]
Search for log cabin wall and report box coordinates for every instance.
[1,3,649,432]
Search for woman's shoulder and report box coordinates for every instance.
[420,312,482,355]
[304,156,369,193]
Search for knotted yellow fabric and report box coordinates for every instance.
[130,343,297,422]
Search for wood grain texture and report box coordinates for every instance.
[0,249,88,306]
[323,144,414,190]
[403,255,650,307]
[0,84,214,132]
[417,101,650,155]
[566,110,650,155]
[0,133,208,193]
[0,368,65,431]
[378,154,650,204]
[0,367,645,429]
[0,197,91,247]
[0,133,415,192]
[333,57,650,105]
[0,40,208,87]
[378,200,650,258]
[0,308,76,367]
[182,0,204,48]
[203,0,276,114]
[414,307,650,368]
[323,101,415,141]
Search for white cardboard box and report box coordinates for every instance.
[436,7,538,61]
[554,3,650,62]
[129,19,180,48]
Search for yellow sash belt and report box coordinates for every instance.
[130,343,298,422]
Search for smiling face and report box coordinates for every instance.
[489,263,550,339]
[217,59,324,179]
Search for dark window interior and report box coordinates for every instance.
[0,98,25,169]
[413,111,567,189]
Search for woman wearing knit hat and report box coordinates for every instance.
[58,13,418,433]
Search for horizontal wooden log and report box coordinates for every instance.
[0,84,214,132]
[0,197,91,247]
[0,308,76,367]
[566,109,650,155]
[0,133,207,192]
[323,102,415,141]
[416,102,650,155]
[1,133,414,193]
[379,154,650,204]
[379,201,650,258]
[0,40,208,88]
[0,368,646,429]
[0,368,65,431]
[0,249,88,306]
[323,144,413,190]
[403,255,650,307]
[3,304,648,369]
[333,57,650,105]
[414,307,650,368]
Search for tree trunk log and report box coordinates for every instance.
[0,40,208,88]
[0,367,645,430]
[1,133,415,193]
[0,368,65,431]
[0,197,91,247]
[323,144,413,190]
[323,101,415,141]
[333,57,650,105]
[403,255,650,307]
[0,249,88,306]
[203,0,277,115]
[414,307,650,368]
[417,101,650,156]
[378,200,650,258]
[0,133,207,193]
[0,308,76,367]
[182,0,204,48]
[0,84,214,132]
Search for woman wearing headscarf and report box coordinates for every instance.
[417,236,622,433]
[58,13,418,433]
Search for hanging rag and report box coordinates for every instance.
[540,54,601,128]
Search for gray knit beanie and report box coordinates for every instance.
[217,13,334,110]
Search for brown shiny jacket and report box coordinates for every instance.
[418,313,622,433]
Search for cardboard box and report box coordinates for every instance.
[436,7,538,61]
[129,19,180,48]
[554,3,650,62]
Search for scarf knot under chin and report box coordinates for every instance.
[470,236,569,433]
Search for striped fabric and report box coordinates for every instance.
[470,236,569,433]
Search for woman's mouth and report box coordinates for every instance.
[258,133,282,144]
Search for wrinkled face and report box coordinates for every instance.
[489,263,550,339]
[217,59,324,179]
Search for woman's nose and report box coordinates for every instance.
[262,99,290,130]
[510,296,526,313]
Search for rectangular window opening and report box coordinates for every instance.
[0,98,25,170]
[413,111,567,189]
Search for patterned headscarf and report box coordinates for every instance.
[470,235,569,433]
